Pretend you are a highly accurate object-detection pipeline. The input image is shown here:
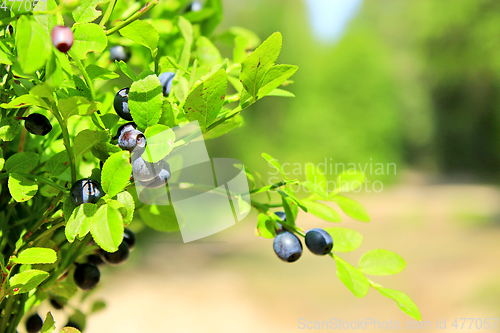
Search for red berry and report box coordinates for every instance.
[51,26,74,53]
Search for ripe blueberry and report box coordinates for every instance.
[24,113,52,136]
[185,1,203,12]
[110,45,131,62]
[87,254,105,266]
[274,211,286,233]
[101,241,129,266]
[305,228,333,255]
[50,298,64,310]
[132,156,164,181]
[25,313,43,333]
[73,263,100,291]
[273,231,302,263]
[158,72,175,96]
[116,123,146,152]
[113,88,132,121]
[137,163,171,189]
[70,179,104,206]
[51,25,74,53]
[123,228,136,250]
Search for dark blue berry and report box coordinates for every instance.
[305,228,333,255]
[87,254,105,266]
[25,313,43,333]
[50,298,64,310]
[51,25,73,53]
[101,241,129,266]
[24,113,52,136]
[110,45,131,62]
[117,123,146,152]
[123,228,135,250]
[137,162,170,188]
[70,179,104,206]
[113,88,132,121]
[159,72,175,96]
[132,156,164,182]
[273,231,302,263]
[74,263,100,291]
[185,1,203,12]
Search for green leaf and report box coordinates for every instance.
[119,20,159,54]
[261,153,288,180]
[90,203,124,252]
[203,114,243,140]
[240,32,282,99]
[267,88,295,97]
[8,173,38,202]
[12,247,57,265]
[302,201,341,222]
[0,117,21,141]
[324,227,363,253]
[72,23,108,60]
[332,195,370,222]
[1,95,49,109]
[41,312,56,333]
[33,0,59,35]
[65,204,97,242]
[128,72,163,129]
[334,171,366,194]
[45,151,70,176]
[334,255,369,298]
[101,151,132,198]
[115,60,136,81]
[256,213,276,239]
[184,69,227,131]
[62,328,81,333]
[9,269,49,294]
[63,195,77,222]
[196,36,222,67]
[200,0,223,35]
[358,249,406,276]
[59,97,98,119]
[116,191,135,225]
[73,130,110,160]
[91,142,122,161]
[158,100,176,128]
[5,152,39,173]
[73,0,110,23]
[257,64,298,99]
[141,125,175,163]
[178,16,193,69]
[281,195,295,225]
[377,288,421,321]
[48,281,78,299]
[139,205,179,232]
[90,300,106,313]
[16,16,51,74]
[86,64,119,81]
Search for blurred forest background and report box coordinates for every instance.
[87,1,500,332]
[205,0,500,184]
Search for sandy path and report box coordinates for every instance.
[82,180,500,333]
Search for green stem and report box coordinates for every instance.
[106,0,159,36]
[20,174,67,192]
[0,295,14,333]
[99,0,117,27]
[68,51,95,102]
[51,104,77,184]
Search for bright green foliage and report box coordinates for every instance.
[0,0,418,328]
[359,249,406,276]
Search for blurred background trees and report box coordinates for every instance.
[205,0,500,183]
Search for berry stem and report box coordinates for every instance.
[68,50,96,102]
[52,106,77,184]
[105,0,159,36]
[99,0,117,27]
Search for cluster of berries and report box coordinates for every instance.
[272,212,334,262]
